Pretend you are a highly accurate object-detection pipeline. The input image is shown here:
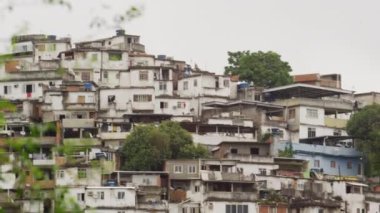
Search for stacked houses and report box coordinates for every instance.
[0,30,379,213]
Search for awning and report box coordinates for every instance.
[346,182,368,187]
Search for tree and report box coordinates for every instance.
[158,121,193,159]
[224,51,293,88]
[121,121,209,171]
[121,125,171,171]
[346,104,380,176]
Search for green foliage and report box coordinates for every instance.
[224,51,293,88]
[261,132,272,143]
[158,121,193,159]
[122,125,171,171]
[278,143,294,158]
[121,121,209,170]
[179,143,209,159]
[347,104,380,176]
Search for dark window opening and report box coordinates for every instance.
[230,148,238,154]
[250,148,259,155]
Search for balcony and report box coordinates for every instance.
[137,202,168,211]
[202,171,255,182]
[98,132,129,140]
[25,178,55,189]
[324,117,348,129]
[206,191,257,201]
[288,142,361,157]
[129,43,145,52]
[224,153,274,163]
[274,97,353,112]
[33,158,55,166]
[64,103,96,111]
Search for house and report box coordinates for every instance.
[165,159,258,213]
[355,91,380,107]
[263,83,354,142]
[293,73,342,89]
[202,100,288,141]
[41,81,98,122]
[275,136,363,178]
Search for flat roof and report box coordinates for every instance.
[203,100,284,110]
[112,171,168,175]
[263,83,353,99]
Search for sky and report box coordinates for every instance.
[1,0,380,93]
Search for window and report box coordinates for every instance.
[318,209,324,213]
[347,161,352,169]
[194,185,200,192]
[117,191,125,199]
[77,95,85,104]
[330,161,336,168]
[160,102,168,109]
[358,163,362,175]
[288,108,296,119]
[226,204,248,213]
[230,148,238,154]
[250,148,259,155]
[308,127,316,138]
[314,160,320,168]
[116,73,120,79]
[306,108,318,118]
[109,52,122,61]
[223,79,230,87]
[36,44,45,51]
[47,44,56,51]
[103,71,108,79]
[183,81,188,90]
[188,165,196,174]
[254,94,261,101]
[108,95,116,103]
[177,102,186,108]
[259,168,267,175]
[98,191,104,200]
[78,168,87,179]
[57,170,64,179]
[174,165,183,173]
[81,72,91,81]
[159,82,167,90]
[91,53,98,61]
[133,95,152,102]
[3,86,11,94]
[139,71,148,81]
[24,84,35,94]
[194,79,198,87]
[77,193,85,202]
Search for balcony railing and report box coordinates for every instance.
[224,153,274,163]
[324,117,348,129]
[206,191,257,201]
[204,171,255,182]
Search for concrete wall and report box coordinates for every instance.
[56,167,102,186]
[0,80,62,100]
[154,97,191,115]
[85,187,136,208]
[203,201,258,213]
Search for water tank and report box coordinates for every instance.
[47,35,57,40]
[157,55,166,60]
[116,29,125,36]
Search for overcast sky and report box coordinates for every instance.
[1,0,380,92]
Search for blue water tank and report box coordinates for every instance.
[84,82,92,90]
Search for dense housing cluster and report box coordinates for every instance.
[0,30,380,213]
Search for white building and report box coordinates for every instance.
[263,83,354,142]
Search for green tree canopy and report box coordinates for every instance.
[347,104,380,176]
[121,121,209,170]
[224,51,293,88]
